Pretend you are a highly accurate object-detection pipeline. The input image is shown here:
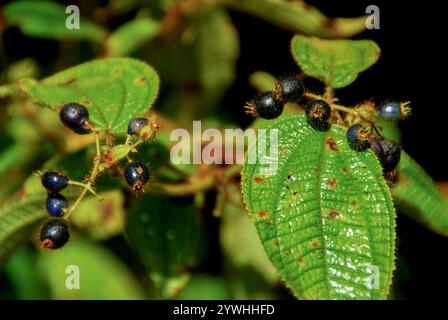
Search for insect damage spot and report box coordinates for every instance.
[310,240,320,248]
[328,210,343,219]
[254,176,264,183]
[298,257,305,266]
[134,76,147,85]
[326,178,336,188]
[258,210,269,218]
[326,138,338,152]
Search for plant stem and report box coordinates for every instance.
[66,133,102,218]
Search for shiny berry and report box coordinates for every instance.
[246,92,284,120]
[46,193,68,217]
[41,171,68,192]
[378,101,411,121]
[305,99,331,131]
[40,218,70,250]
[370,139,401,172]
[277,76,305,102]
[124,162,150,191]
[128,118,149,135]
[60,103,90,133]
[346,124,370,151]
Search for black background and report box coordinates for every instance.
[2,0,447,299]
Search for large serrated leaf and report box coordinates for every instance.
[291,35,380,88]
[4,1,106,42]
[0,194,47,265]
[392,152,448,236]
[16,58,159,134]
[242,114,396,299]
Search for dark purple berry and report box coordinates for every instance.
[346,124,370,151]
[370,139,401,172]
[277,76,305,102]
[41,171,68,192]
[128,118,149,135]
[248,92,284,120]
[46,193,68,217]
[60,103,90,133]
[40,218,70,250]
[124,162,150,191]
[378,101,411,121]
[378,102,401,120]
[305,99,331,131]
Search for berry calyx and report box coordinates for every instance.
[346,124,370,151]
[59,103,90,133]
[40,218,70,250]
[245,92,284,120]
[124,162,150,192]
[370,138,401,172]
[128,118,149,135]
[378,101,411,121]
[41,171,68,192]
[305,99,331,131]
[276,76,305,103]
[46,193,68,217]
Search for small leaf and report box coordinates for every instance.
[242,114,396,299]
[17,58,160,134]
[105,18,160,57]
[126,194,205,298]
[3,1,106,42]
[291,35,380,88]
[392,152,448,236]
[37,237,145,299]
[0,194,46,265]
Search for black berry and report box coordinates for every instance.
[41,171,68,192]
[40,218,70,249]
[305,99,331,131]
[276,76,305,102]
[247,92,284,120]
[124,162,150,191]
[370,139,401,172]
[128,118,149,135]
[60,103,90,133]
[346,124,370,151]
[46,193,68,217]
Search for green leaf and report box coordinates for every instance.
[37,237,145,299]
[220,183,278,284]
[17,58,160,134]
[105,18,160,57]
[217,0,367,38]
[71,191,125,241]
[392,152,448,236]
[4,1,106,42]
[126,194,204,298]
[178,274,230,300]
[242,114,396,299]
[0,193,46,265]
[291,35,380,88]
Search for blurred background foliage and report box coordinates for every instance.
[0,0,446,300]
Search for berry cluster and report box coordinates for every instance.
[245,73,410,183]
[245,75,305,119]
[39,102,153,250]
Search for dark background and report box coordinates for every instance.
[2,0,446,299]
